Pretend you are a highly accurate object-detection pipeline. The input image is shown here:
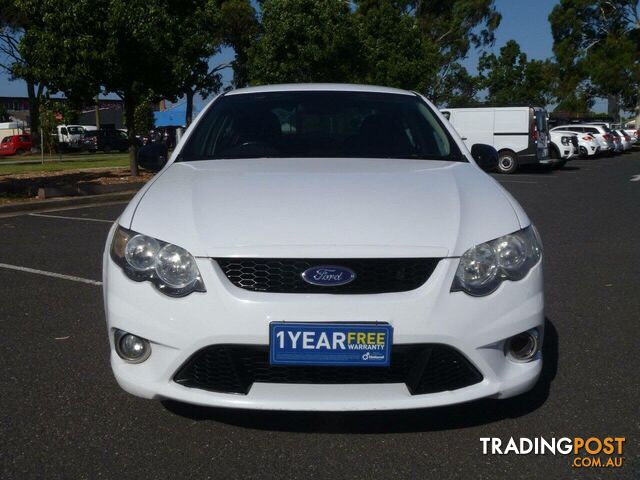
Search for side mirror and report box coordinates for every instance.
[137,143,168,172]
[471,144,498,172]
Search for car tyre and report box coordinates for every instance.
[497,150,518,174]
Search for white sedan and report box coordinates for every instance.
[103,84,544,411]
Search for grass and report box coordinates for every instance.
[0,154,130,175]
[0,151,129,163]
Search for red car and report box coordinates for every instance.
[0,134,32,155]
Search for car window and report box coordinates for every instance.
[61,127,68,135]
[68,127,84,134]
[181,91,461,161]
[1,136,11,143]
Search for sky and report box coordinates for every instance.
[0,0,607,112]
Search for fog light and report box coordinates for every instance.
[507,329,539,362]
[115,330,151,363]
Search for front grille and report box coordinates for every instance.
[174,344,483,395]
[215,258,440,294]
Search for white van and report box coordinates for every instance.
[52,124,86,151]
[440,107,550,173]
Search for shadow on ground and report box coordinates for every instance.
[162,319,558,433]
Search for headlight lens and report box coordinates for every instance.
[156,244,200,289]
[451,225,542,296]
[110,226,205,297]
[125,234,160,271]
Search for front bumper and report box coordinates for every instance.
[104,238,544,411]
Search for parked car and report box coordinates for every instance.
[52,124,86,151]
[548,130,578,166]
[104,84,545,411]
[440,106,550,174]
[622,122,640,145]
[614,129,633,151]
[549,127,600,158]
[610,131,624,153]
[553,124,615,155]
[0,134,32,156]
[82,129,129,153]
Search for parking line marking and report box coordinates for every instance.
[0,262,102,286]
[29,213,114,224]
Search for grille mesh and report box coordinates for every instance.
[215,258,440,294]
[174,344,483,395]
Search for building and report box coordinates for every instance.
[0,96,125,129]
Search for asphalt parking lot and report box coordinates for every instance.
[1,153,638,479]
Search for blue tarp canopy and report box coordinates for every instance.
[154,103,202,128]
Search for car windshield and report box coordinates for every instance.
[68,127,84,134]
[1,136,11,143]
[180,91,461,161]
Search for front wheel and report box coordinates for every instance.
[497,151,518,174]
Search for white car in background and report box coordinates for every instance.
[553,124,615,155]
[103,84,544,411]
[549,127,600,158]
[548,130,578,166]
[614,129,633,150]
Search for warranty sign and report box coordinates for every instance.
[269,323,393,366]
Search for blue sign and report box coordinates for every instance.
[301,265,356,286]
[270,323,392,366]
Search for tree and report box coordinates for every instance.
[134,95,156,136]
[410,0,502,103]
[247,0,501,106]
[0,5,48,150]
[478,40,556,107]
[171,0,258,126]
[0,103,9,122]
[353,1,439,93]
[247,0,361,84]
[14,0,200,176]
[550,0,640,123]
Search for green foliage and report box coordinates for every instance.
[170,0,257,125]
[353,1,438,93]
[37,96,59,154]
[247,0,500,105]
[478,40,556,106]
[248,0,361,84]
[134,97,156,136]
[549,0,639,116]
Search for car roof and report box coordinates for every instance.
[554,124,605,129]
[225,83,415,97]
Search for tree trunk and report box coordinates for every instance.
[185,89,194,127]
[27,81,41,152]
[124,94,139,177]
[635,95,640,131]
[607,94,619,122]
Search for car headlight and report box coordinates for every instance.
[561,136,570,145]
[451,225,542,296]
[110,226,205,297]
